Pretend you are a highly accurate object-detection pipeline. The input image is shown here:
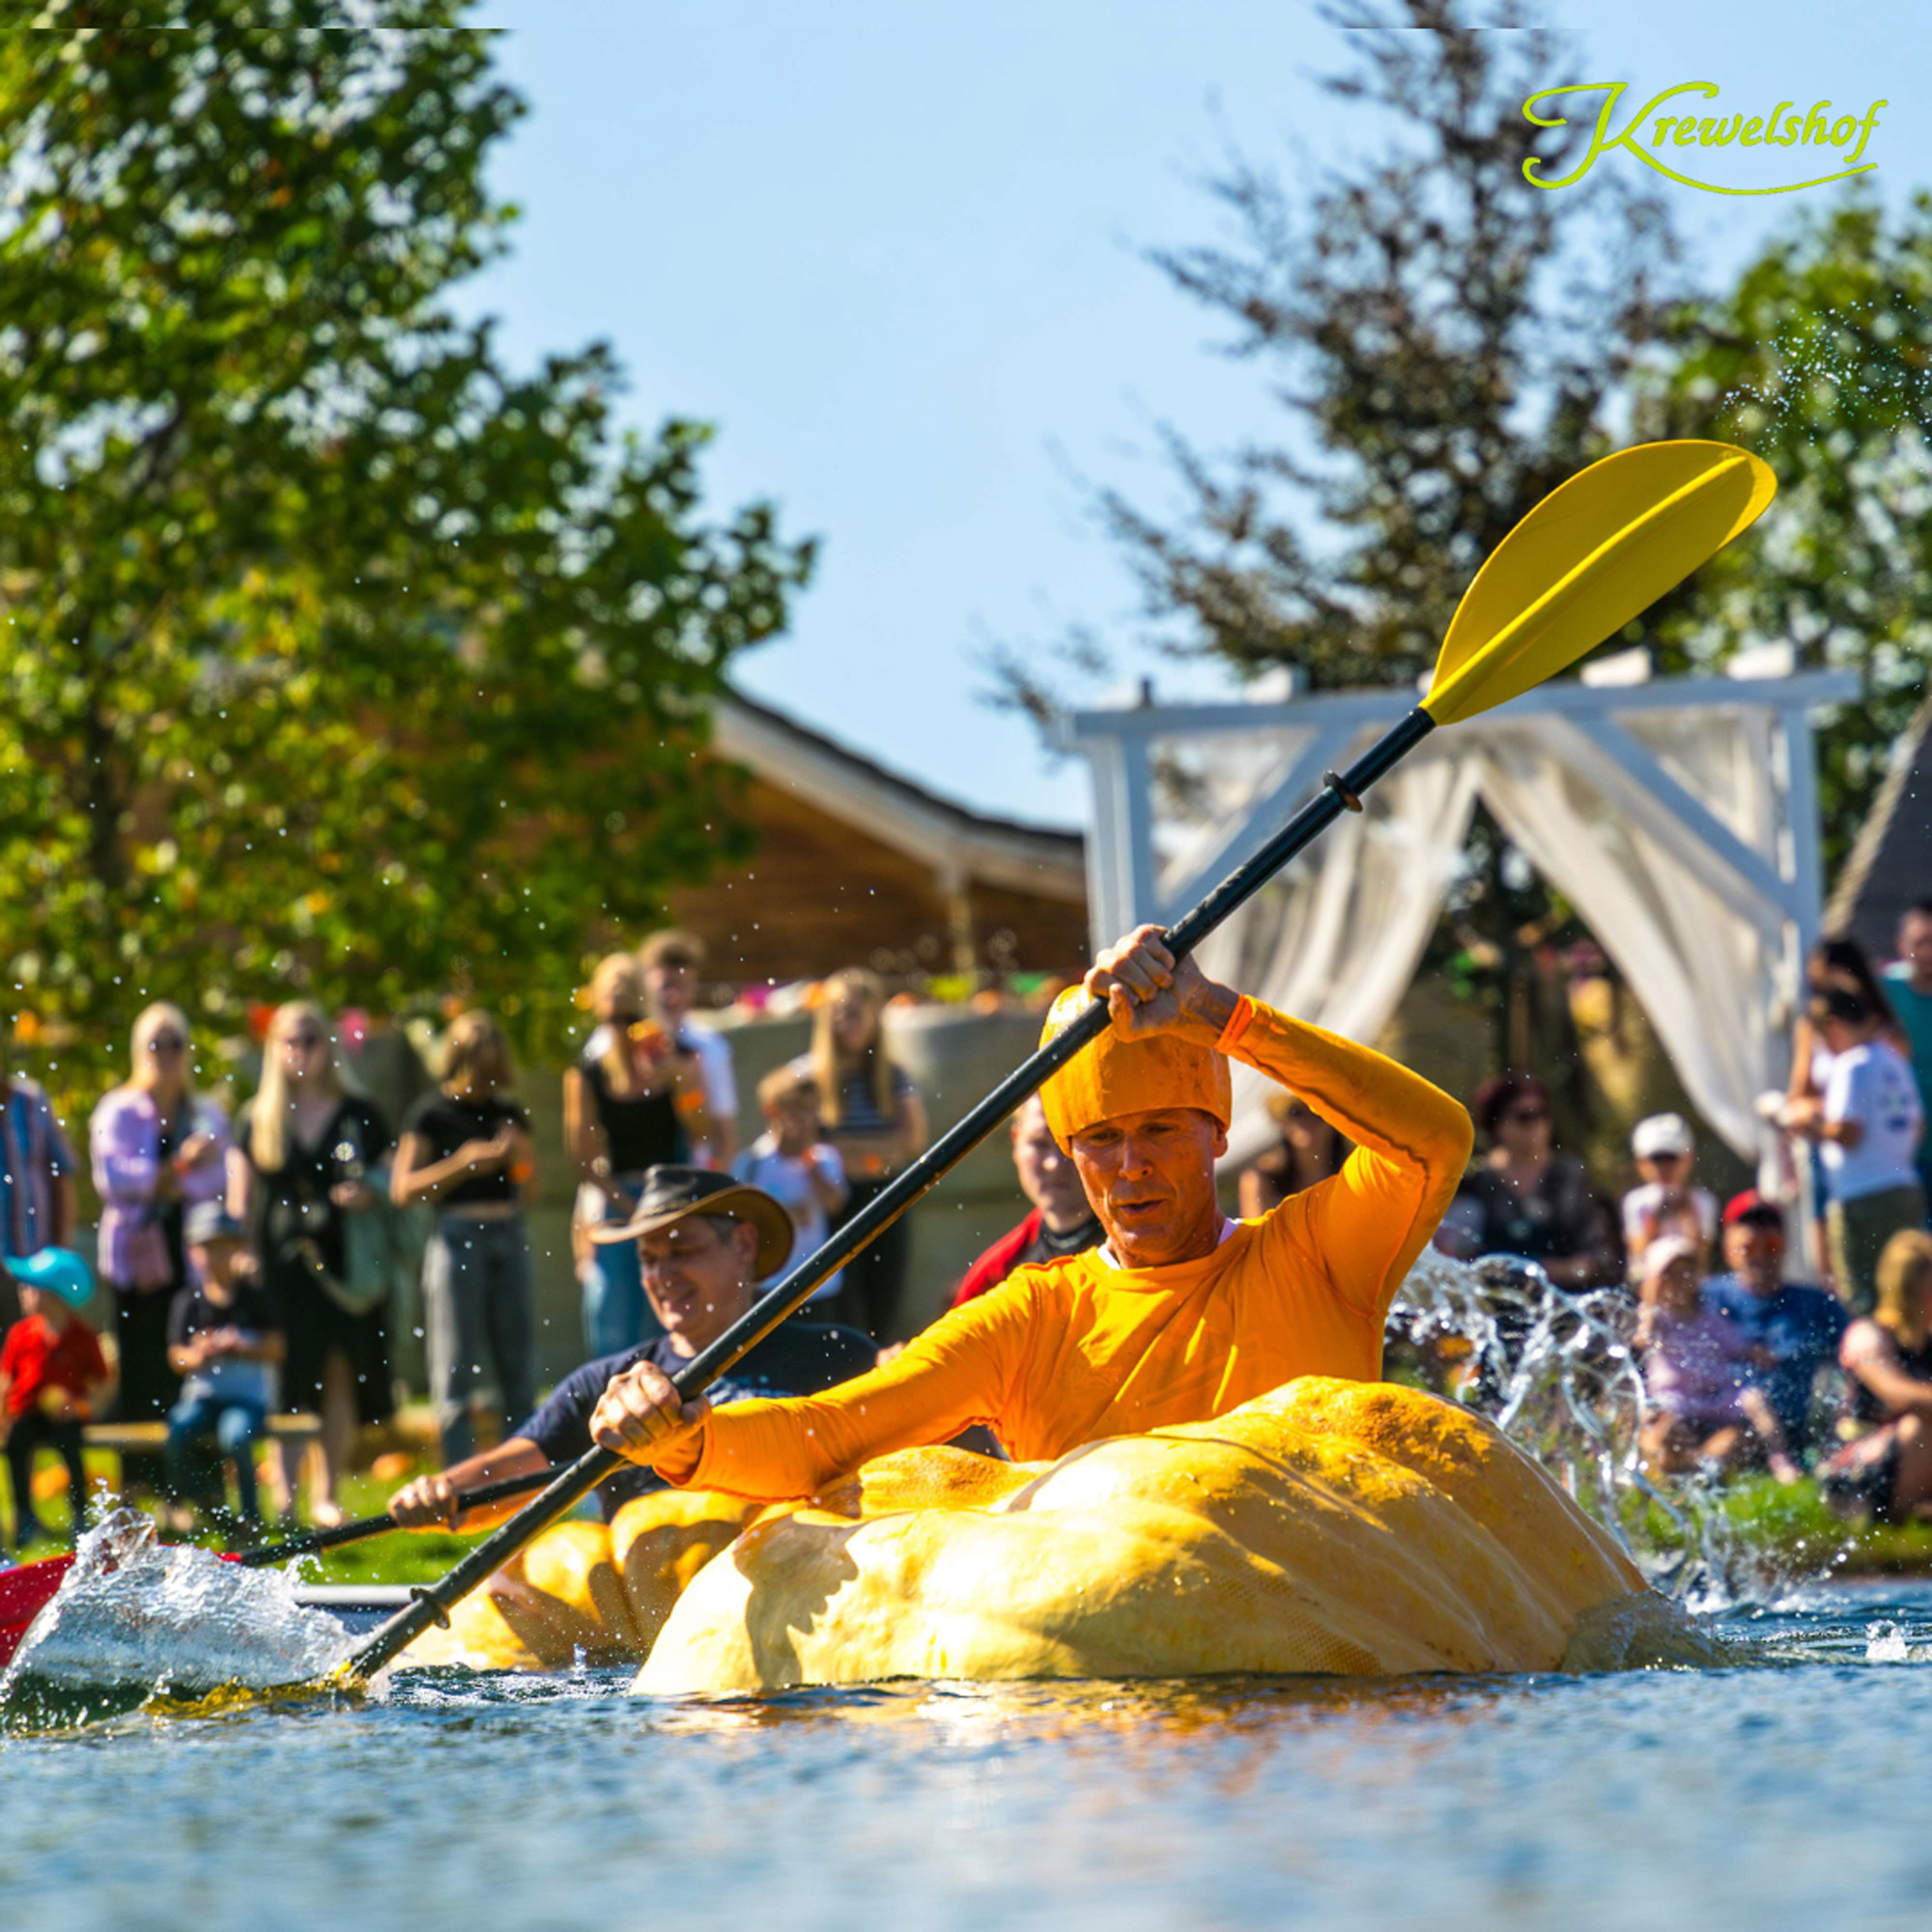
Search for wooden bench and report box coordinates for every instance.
[82,1413,324,1456]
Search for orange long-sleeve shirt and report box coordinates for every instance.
[653,996,1473,1500]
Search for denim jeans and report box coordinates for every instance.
[423,1214,536,1463]
[166,1392,268,1521]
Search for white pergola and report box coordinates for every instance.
[1059,667,1859,1169]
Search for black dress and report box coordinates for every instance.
[239,1095,395,1425]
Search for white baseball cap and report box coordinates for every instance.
[1632,1112,1694,1159]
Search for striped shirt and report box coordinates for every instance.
[1,1077,75,1259]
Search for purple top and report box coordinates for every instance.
[88,1086,230,1289]
[1642,1307,1747,1426]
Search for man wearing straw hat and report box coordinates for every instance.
[590,924,1474,1499]
[388,1167,875,1529]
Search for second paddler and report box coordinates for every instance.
[386,1167,875,1530]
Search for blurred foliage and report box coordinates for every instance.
[1643,190,1932,875]
[0,1,813,1105]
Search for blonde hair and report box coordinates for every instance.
[442,1009,514,1099]
[248,1000,357,1174]
[1875,1228,1932,1351]
[128,1002,196,1097]
[810,968,892,1129]
[589,952,646,1088]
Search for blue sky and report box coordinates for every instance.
[466,2,1929,828]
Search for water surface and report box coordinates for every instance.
[2,1579,1926,1931]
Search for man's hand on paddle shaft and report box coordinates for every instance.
[389,1470,469,1529]
[590,1359,713,1468]
[1087,926,1236,1045]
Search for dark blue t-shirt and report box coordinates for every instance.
[519,1319,877,1518]
[1701,1274,1847,1450]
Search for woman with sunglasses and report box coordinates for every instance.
[233,1000,394,1525]
[88,1002,231,1493]
[1442,1072,1617,1292]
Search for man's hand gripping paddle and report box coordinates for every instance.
[339,439,1776,1685]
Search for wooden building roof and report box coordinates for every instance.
[667,689,1090,985]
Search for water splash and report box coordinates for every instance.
[0,1511,355,1726]
[1388,1250,1762,1605]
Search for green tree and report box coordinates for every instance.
[0,1,811,1085]
[1646,190,1932,871]
[993,0,1679,719]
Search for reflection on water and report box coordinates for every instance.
[0,1583,1927,1932]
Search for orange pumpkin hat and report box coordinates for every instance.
[1037,985,1233,1147]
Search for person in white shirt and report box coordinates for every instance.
[1785,985,1926,1315]
[730,1062,847,1304]
[1620,1111,1719,1282]
[640,929,738,1165]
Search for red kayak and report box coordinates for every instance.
[0,1556,74,1670]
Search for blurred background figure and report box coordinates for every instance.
[89,1003,229,1493]
[0,1248,108,1548]
[639,929,736,1166]
[1781,983,1924,1316]
[566,952,697,1355]
[393,1010,539,1467]
[813,968,927,1340]
[165,1201,285,1534]
[1701,1191,1844,1464]
[733,1063,848,1308]
[1621,1111,1718,1282]
[1236,1088,1349,1219]
[232,1001,391,1526]
[1881,900,1932,1208]
[1442,1071,1617,1291]
[1634,1236,1797,1483]
[0,1027,75,1281]
[1820,1227,1932,1523]
[952,1094,1102,1309]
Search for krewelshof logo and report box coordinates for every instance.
[1523,82,1886,194]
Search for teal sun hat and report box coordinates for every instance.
[8,1246,96,1308]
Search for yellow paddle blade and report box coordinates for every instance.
[1421,440,1776,727]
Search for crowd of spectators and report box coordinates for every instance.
[0,928,938,1547]
[9,903,1932,1547]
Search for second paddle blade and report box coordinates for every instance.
[1423,440,1776,727]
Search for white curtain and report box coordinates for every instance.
[1473,715,1790,1156]
[1183,748,1483,1167]
[1140,710,1795,1167]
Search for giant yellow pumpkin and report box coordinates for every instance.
[636,1379,1674,1693]
[401,1492,769,1671]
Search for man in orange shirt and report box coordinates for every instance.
[590,924,1473,1499]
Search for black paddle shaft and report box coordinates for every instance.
[232,1467,562,1568]
[346,705,1436,1680]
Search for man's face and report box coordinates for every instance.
[646,960,695,1022]
[1011,1097,1090,1230]
[1901,911,1932,977]
[639,1217,755,1348]
[1722,1219,1782,1287]
[1068,1106,1227,1269]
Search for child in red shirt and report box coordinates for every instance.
[0,1248,110,1548]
